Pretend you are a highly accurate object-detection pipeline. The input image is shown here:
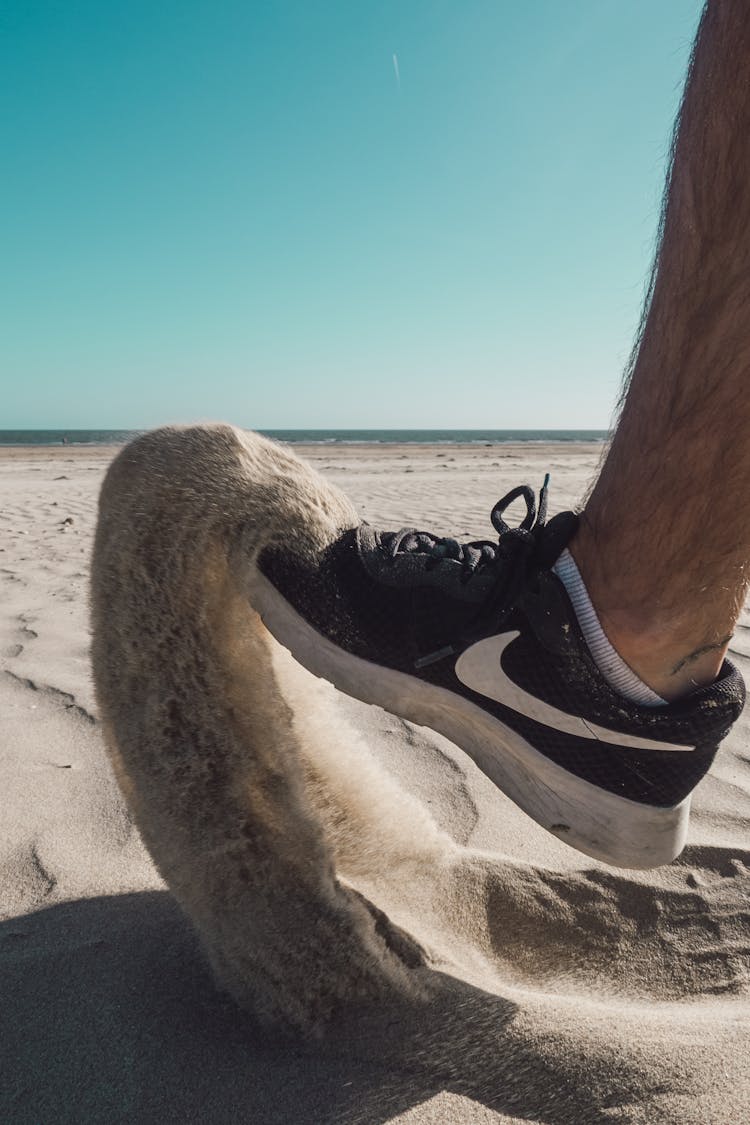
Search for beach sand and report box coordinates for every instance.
[2,436,750,1124]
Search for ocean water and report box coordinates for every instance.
[0,428,608,447]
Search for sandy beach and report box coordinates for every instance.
[2,435,750,1125]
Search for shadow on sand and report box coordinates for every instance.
[0,890,650,1125]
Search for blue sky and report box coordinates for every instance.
[2,1,704,430]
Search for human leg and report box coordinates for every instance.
[571,0,750,701]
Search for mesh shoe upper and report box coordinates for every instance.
[258,485,745,810]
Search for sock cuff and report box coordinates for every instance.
[553,549,666,707]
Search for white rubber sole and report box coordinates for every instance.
[247,569,690,869]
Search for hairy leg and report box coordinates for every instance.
[571,0,750,701]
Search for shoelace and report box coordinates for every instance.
[387,473,550,577]
[392,474,552,668]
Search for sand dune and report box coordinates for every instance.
[2,434,750,1123]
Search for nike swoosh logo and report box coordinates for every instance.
[454,632,694,753]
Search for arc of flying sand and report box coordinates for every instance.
[90,424,431,1033]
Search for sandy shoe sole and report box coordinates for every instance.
[247,569,690,869]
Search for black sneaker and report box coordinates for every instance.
[251,478,745,869]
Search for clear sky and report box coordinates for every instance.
[2,0,705,430]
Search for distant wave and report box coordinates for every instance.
[0,430,145,446]
[0,428,610,447]
[261,429,609,445]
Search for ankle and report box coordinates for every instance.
[567,536,729,703]
[592,617,727,702]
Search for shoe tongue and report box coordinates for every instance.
[536,510,579,568]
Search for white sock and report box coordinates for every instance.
[553,548,666,707]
